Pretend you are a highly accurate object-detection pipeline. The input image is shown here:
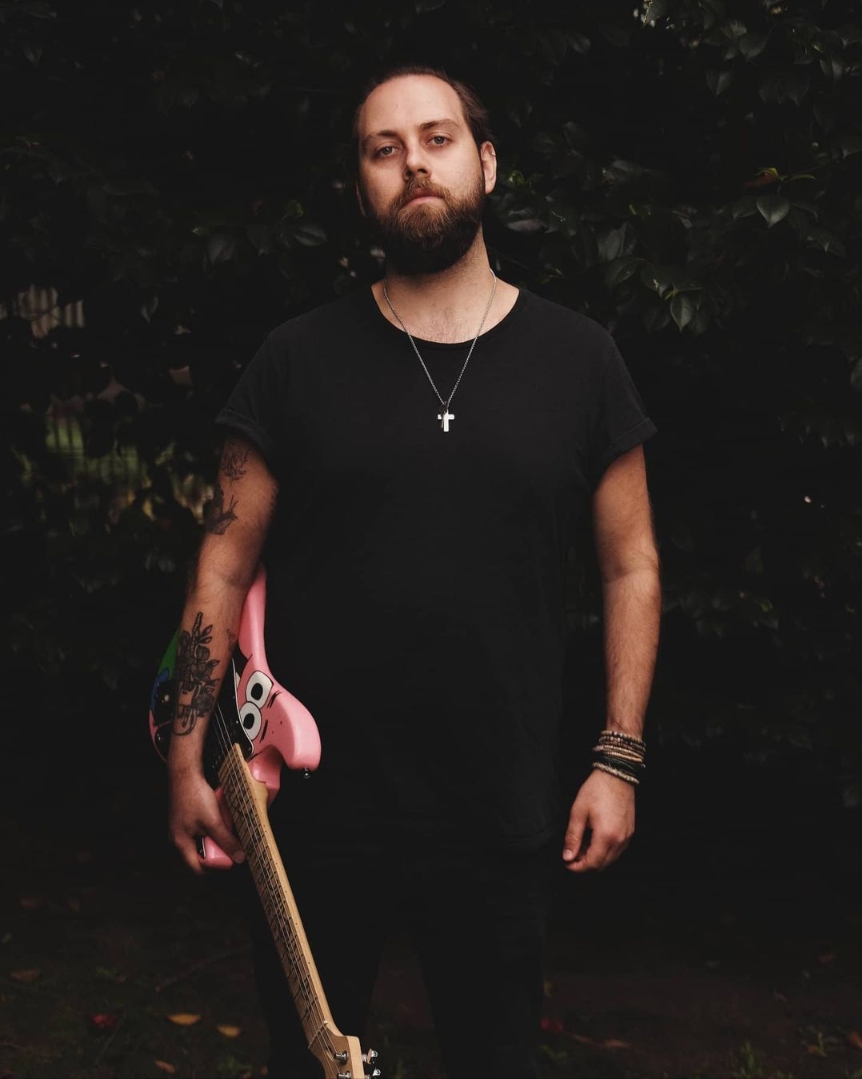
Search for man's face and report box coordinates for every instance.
[356,75,496,274]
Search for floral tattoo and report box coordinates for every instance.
[174,612,219,734]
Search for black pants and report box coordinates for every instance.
[243,813,561,1079]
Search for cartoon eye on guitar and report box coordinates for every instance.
[148,564,380,1079]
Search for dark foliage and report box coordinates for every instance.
[2,0,860,808]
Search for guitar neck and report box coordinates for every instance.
[218,745,366,1076]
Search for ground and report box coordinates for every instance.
[1,759,860,1079]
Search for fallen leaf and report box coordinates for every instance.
[847,1030,862,1050]
[603,1039,631,1049]
[89,1013,119,1034]
[155,1062,176,1074]
[166,1013,201,1026]
[569,1033,597,1046]
[806,1043,827,1057]
[10,969,40,983]
[818,952,836,964]
[216,1024,241,1038]
[540,1017,563,1034]
[19,896,47,910]
[95,966,127,985]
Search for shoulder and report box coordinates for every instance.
[266,288,373,352]
[517,289,620,375]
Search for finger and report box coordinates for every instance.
[566,833,615,874]
[562,809,589,863]
[206,817,246,864]
[173,830,206,876]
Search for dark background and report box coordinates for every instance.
[2,2,861,1076]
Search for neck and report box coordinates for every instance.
[376,235,501,343]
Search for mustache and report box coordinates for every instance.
[395,179,451,211]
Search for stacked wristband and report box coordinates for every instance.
[591,729,646,786]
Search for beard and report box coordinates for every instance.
[363,172,486,275]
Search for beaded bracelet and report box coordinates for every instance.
[593,760,640,785]
[598,729,646,750]
[592,752,644,779]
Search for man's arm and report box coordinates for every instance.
[562,443,661,873]
[167,433,278,874]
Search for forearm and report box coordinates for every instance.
[600,564,661,738]
[167,435,276,779]
[166,559,253,778]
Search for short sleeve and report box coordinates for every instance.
[214,332,282,469]
[587,336,657,490]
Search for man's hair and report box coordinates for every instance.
[351,63,495,165]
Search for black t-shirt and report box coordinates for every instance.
[216,285,656,850]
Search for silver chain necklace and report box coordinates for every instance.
[382,269,497,433]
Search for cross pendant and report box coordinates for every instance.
[438,410,455,433]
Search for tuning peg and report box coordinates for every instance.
[363,1049,378,1063]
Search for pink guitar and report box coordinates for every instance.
[148,564,379,1079]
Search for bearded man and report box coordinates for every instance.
[166,64,660,1079]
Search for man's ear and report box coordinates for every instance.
[480,141,497,195]
[355,179,367,218]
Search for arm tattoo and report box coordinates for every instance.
[173,612,219,735]
[205,481,238,534]
[222,439,250,482]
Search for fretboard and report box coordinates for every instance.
[218,746,340,1062]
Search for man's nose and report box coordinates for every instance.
[403,140,430,179]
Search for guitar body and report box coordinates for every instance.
[148,563,379,1078]
[148,563,321,866]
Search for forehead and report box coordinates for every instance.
[358,75,466,138]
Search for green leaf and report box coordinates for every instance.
[730,196,759,220]
[643,0,668,23]
[603,256,641,288]
[531,132,558,156]
[246,223,274,255]
[805,228,845,256]
[706,69,734,97]
[785,69,810,105]
[670,294,694,331]
[739,33,768,60]
[642,305,671,333]
[291,221,327,247]
[837,24,862,47]
[206,233,237,264]
[597,225,627,263]
[756,195,790,227]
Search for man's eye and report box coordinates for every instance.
[430,135,449,146]
[375,145,396,158]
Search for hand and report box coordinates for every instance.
[168,768,245,875]
[561,768,635,873]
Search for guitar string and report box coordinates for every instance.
[211,718,330,1050]
[224,753,333,1055]
[212,721,333,1055]
[207,691,338,1063]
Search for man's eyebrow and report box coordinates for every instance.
[363,118,462,145]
